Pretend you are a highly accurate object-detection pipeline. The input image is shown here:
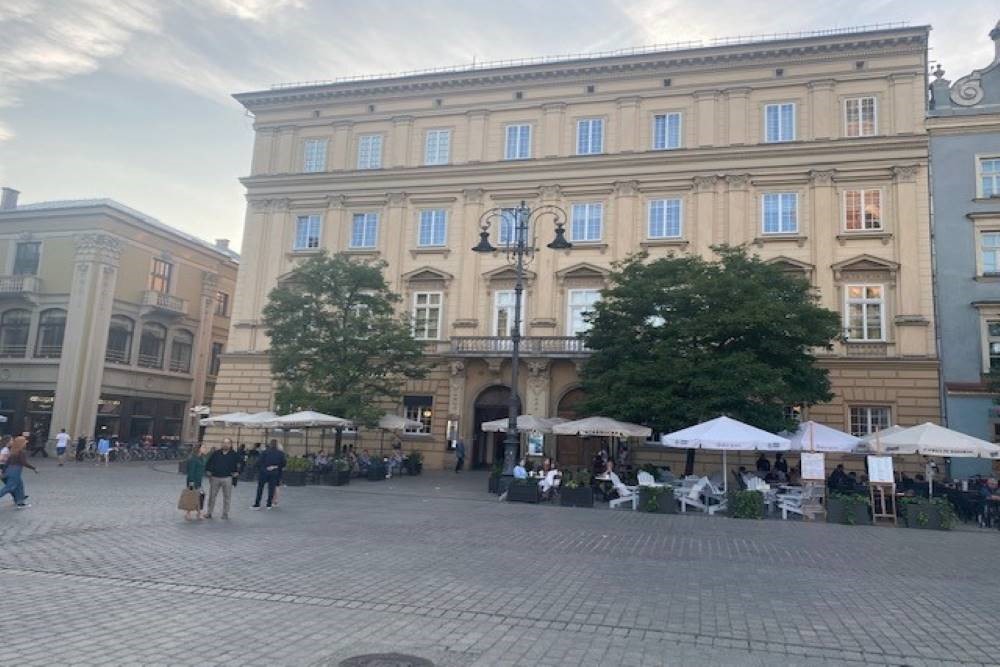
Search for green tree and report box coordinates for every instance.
[579,245,841,435]
[262,252,426,431]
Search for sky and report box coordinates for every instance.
[0,0,997,252]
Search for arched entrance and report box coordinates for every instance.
[555,387,592,467]
[472,385,521,468]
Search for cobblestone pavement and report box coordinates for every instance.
[2,460,999,666]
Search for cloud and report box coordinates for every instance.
[204,0,306,22]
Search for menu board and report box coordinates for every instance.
[867,455,894,484]
[800,452,826,481]
[527,433,544,457]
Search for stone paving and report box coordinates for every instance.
[2,459,999,666]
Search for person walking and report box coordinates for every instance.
[55,428,70,466]
[183,444,207,520]
[97,435,111,466]
[0,436,38,508]
[454,437,466,473]
[0,436,11,476]
[204,438,239,520]
[75,435,87,462]
[252,439,285,510]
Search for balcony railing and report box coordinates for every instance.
[35,345,63,359]
[0,275,41,296]
[450,336,590,356]
[137,353,163,369]
[105,348,130,364]
[0,344,27,358]
[168,358,191,373]
[141,290,188,316]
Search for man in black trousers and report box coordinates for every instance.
[252,439,285,510]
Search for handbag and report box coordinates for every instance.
[178,487,200,511]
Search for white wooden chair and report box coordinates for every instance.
[637,471,663,487]
[777,484,824,520]
[679,477,728,515]
[607,471,639,510]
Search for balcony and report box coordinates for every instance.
[449,336,590,357]
[0,275,41,300]
[141,290,188,316]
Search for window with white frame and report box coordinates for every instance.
[761,193,798,234]
[576,118,603,155]
[417,209,447,247]
[357,134,383,169]
[648,199,683,238]
[493,290,524,336]
[764,103,796,143]
[981,158,1000,197]
[294,215,322,250]
[424,129,451,165]
[987,321,1000,371]
[412,292,442,340]
[302,138,327,172]
[849,406,891,437]
[403,395,433,433]
[350,212,378,248]
[844,96,877,137]
[570,202,603,242]
[497,208,525,246]
[652,112,682,150]
[783,405,804,424]
[504,124,531,160]
[12,241,40,275]
[845,285,885,341]
[981,231,1000,274]
[844,189,882,231]
[567,289,600,335]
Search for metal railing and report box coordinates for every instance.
[450,336,590,355]
[137,353,163,369]
[141,290,188,315]
[0,344,27,358]
[34,344,62,359]
[105,348,130,364]
[168,358,191,373]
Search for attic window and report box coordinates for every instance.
[775,68,784,78]
[367,104,376,113]
[434,98,443,108]
[662,78,672,87]
[514,91,523,100]
[855,60,866,70]
[586,84,595,93]
[312,110,321,118]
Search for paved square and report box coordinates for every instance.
[2,460,998,666]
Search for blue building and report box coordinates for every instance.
[927,20,1000,473]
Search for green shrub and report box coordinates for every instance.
[828,492,871,525]
[640,485,673,512]
[729,489,764,519]
[284,456,312,472]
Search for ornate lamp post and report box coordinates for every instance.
[472,200,571,480]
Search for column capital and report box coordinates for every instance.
[75,233,123,265]
[541,102,566,113]
[331,120,353,130]
[692,175,719,192]
[387,192,408,207]
[692,89,720,100]
[462,188,485,204]
[201,271,220,297]
[725,173,752,190]
[807,79,837,91]
[892,165,918,183]
[391,115,414,125]
[465,108,490,119]
[615,96,641,108]
[325,194,347,209]
[613,180,639,196]
[809,169,837,186]
[724,87,752,98]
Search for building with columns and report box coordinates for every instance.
[0,192,238,446]
[215,25,939,470]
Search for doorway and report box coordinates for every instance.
[555,387,593,467]
[472,385,521,468]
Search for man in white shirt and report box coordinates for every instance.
[0,436,10,476]
[55,428,70,466]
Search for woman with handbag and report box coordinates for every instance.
[179,444,206,520]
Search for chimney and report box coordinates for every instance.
[992,20,1000,62]
[1,187,19,211]
[215,238,230,251]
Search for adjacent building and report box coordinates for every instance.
[216,25,939,469]
[927,21,1000,466]
[0,191,238,446]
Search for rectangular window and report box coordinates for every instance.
[844,189,882,231]
[988,321,1000,371]
[493,290,524,337]
[567,289,600,335]
[209,342,224,376]
[570,202,603,242]
[845,96,877,137]
[215,291,229,317]
[12,241,40,275]
[293,214,321,250]
[417,209,447,247]
[761,193,798,234]
[357,134,383,169]
[764,103,796,143]
[302,138,327,172]
[150,259,172,293]
[648,199,683,238]
[576,118,604,155]
[981,231,1000,274]
[350,212,378,248]
[845,284,885,341]
[981,158,1000,197]
[424,129,451,165]
[504,124,531,160]
[849,406,891,437]
[652,112,682,150]
[497,208,523,246]
[403,395,433,433]
[412,292,442,340]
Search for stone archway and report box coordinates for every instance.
[555,387,592,467]
[472,385,522,468]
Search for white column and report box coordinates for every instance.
[183,271,218,443]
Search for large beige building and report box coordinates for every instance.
[216,25,939,470]
[0,191,238,446]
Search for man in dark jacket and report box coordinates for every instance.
[205,438,240,519]
[252,439,286,510]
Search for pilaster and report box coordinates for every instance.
[892,165,922,355]
[808,80,837,140]
[693,90,719,147]
[251,128,277,175]
[541,103,565,158]
[331,121,353,170]
[391,116,414,168]
[809,170,837,303]
[724,88,751,145]
[525,359,551,418]
[890,74,917,134]
[274,126,297,174]
[386,192,408,292]
[448,361,467,438]
[691,175,719,257]
[724,174,752,246]
[616,97,641,153]
[184,271,219,443]
[465,110,489,162]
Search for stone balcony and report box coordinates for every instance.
[448,336,590,357]
[141,290,188,316]
[0,275,42,300]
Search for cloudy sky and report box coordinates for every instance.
[1,1,997,251]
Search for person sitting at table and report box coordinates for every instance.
[591,449,608,476]
[538,462,560,499]
[773,452,788,474]
[755,453,771,474]
[787,466,800,485]
[827,464,850,491]
[386,450,404,478]
[513,459,528,480]
[358,449,372,475]
[659,466,675,483]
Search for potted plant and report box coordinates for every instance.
[559,470,594,508]
[404,450,423,475]
[900,497,955,530]
[282,456,310,486]
[826,492,872,525]
[639,485,677,513]
[367,458,387,481]
[506,477,540,503]
[321,458,351,486]
[488,464,502,494]
[728,489,764,519]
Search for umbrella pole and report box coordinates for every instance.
[305,428,309,456]
[723,449,727,493]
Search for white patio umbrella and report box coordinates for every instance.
[552,417,651,439]
[237,411,279,427]
[481,415,567,433]
[267,411,352,454]
[783,421,861,453]
[660,416,790,492]
[199,412,253,447]
[0,414,8,422]
[378,413,423,431]
[856,425,906,453]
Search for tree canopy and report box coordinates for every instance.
[579,245,841,434]
[262,253,426,427]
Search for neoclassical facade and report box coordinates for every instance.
[214,25,939,469]
[0,194,238,445]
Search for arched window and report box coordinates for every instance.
[137,323,167,369]
[169,329,193,373]
[105,315,134,364]
[35,309,67,358]
[0,309,30,357]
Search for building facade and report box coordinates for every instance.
[215,26,939,470]
[0,193,238,446]
[926,21,1000,469]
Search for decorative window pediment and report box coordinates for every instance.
[483,265,536,283]
[555,262,609,287]
[766,255,814,277]
[832,254,898,283]
[401,266,453,286]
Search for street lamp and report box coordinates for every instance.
[472,200,571,482]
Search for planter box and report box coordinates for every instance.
[366,464,386,481]
[902,502,950,530]
[405,460,423,476]
[488,475,500,494]
[826,496,871,525]
[506,482,540,503]
[559,486,594,508]
[283,470,308,487]
[323,469,350,486]
[638,487,677,513]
